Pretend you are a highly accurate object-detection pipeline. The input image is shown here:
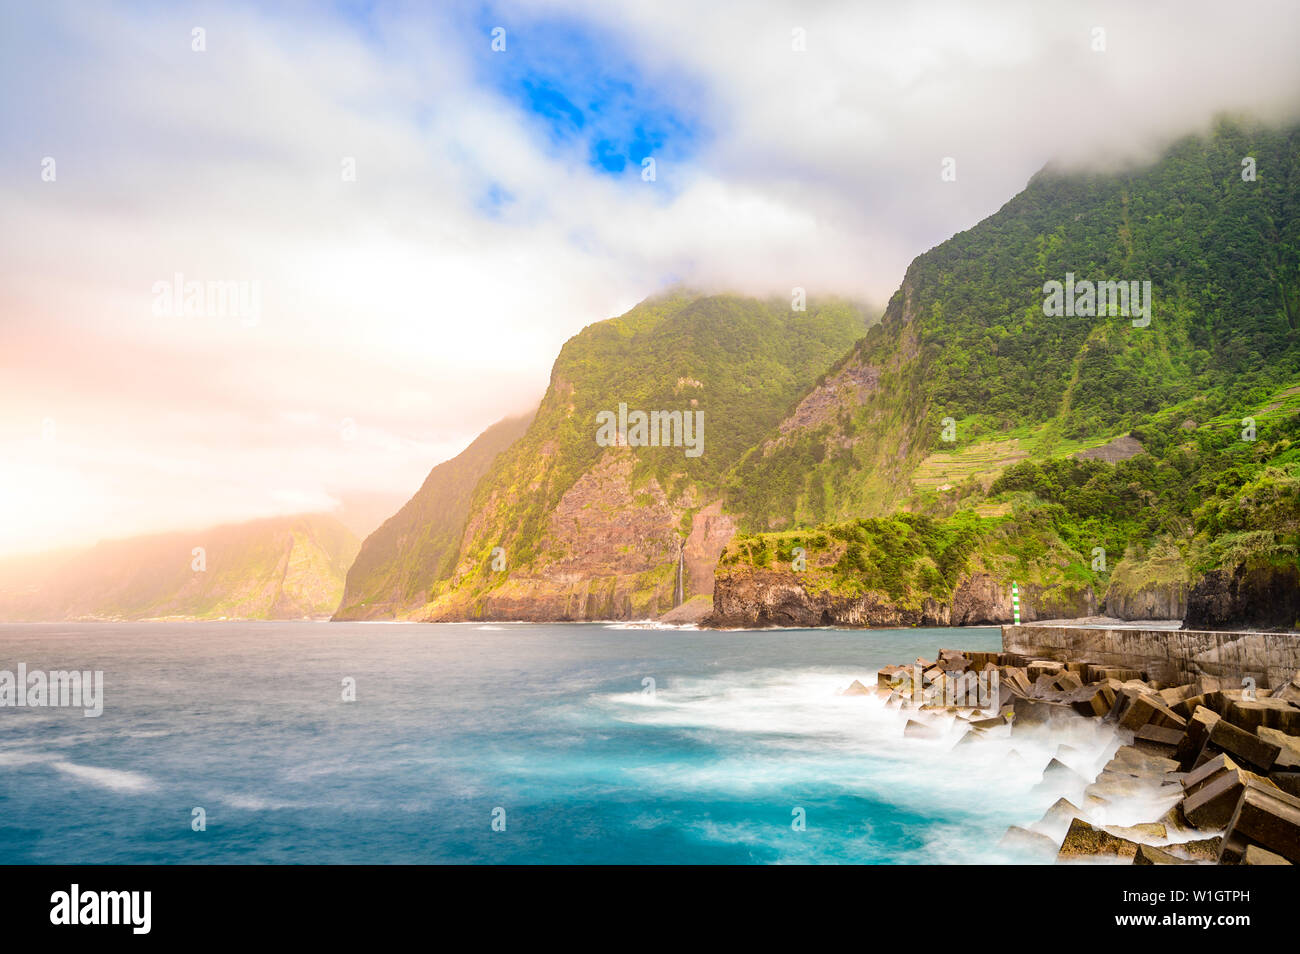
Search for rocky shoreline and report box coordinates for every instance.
[848,644,1300,864]
[705,565,1300,632]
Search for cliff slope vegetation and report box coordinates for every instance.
[714,119,1300,629]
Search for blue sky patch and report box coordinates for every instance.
[469,7,707,179]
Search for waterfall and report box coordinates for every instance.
[675,543,685,608]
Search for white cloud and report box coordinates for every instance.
[1,0,1297,554]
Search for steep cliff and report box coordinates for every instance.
[709,119,1300,629]
[728,118,1300,532]
[333,413,533,620]
[412,292,870,620]
[0,514,359,621]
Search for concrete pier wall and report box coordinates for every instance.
[1002,624,1300,689]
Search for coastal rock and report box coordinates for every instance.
[1225,698,1300,735]
[1032,797,1087,839]
[1257,727,1300,769]
[707,568,1099,629]
[1168,836,1223,861]
[1134,724,1184,759]
[1103,581,1189,622]
[1204,718,1281,772]
[1176,706,1221,770]
[1031,758,1090,797]
[1133,844,1189,865]
[904,719,942,739]
[1058,818,1141,860]
[1241,844,1293,865]
[1184,563,1300,632]
[1221,785,1300,863]
[1182,766,1278,830]
[707,568,951,628]
[997,825,1058,860]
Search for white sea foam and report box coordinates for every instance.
[603,621,698,631]
[597,667,1178,862]
[219,792,299,811]
[51,760,154,793]
[0,750,55,767]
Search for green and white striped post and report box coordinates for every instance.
[1011,581,1021,625]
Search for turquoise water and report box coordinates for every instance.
[0,621,1091,864]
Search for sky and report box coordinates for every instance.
[2,0,1299,556]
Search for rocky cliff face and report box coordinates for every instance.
[426,451,734,620]
[1103,581,1189,621]
[713,121,1300,633]
[1184,563,1300,631]
[409,292,868,621]
[706,568,1099,629]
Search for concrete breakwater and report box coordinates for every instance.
[850,633,1300,864]
[1003,623,1300,690]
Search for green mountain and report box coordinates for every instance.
[334,413,534,620]
[0,514,359,621]
[713,118,1300,629]
[407,291,874,620]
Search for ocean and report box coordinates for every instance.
[0,621,1132,864]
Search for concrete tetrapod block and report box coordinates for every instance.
[1011,696,1078,732]
[1268,772,1300,797]
[903,719,942,740]
[1058,818,1141,861]
[1257,727,1300,769]
[1221,785,1300,863]
[1175,706,1220,771]
[1132,844,1190,865]
[1241,844,1292,865]
[1225,698,1300,735]
[1027,660,1065,682]
[1118,693,1187,732]
[1182,753,1239,799]
[1134,723,1185,759]
[1206,718,1282,772]
[1070,684,1115,718]
[1182,766,1280,831]
[997,825,1058,861]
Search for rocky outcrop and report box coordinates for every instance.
[1103,580,1189,621]
[1073,434,1144,463]
[1184,563,1300,632]
[708,567,953,628]
[952,574,1098,624]
[706,568,1098,629]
